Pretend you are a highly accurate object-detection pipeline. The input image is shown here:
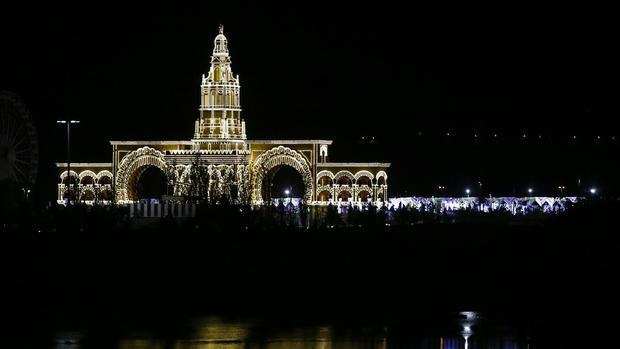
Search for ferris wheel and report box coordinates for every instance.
[0,91,39,186]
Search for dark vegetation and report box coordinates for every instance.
[1,199,618,348]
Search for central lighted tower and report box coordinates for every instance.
[193,25,247,150]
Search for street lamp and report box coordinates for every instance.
[21,188,31,201]
[57,120,80,205]
[528,188,533,195]
[558,185,565,196]
[465,188,470,197]
[589,188,597,195]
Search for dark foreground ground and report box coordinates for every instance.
[1,202,619,348]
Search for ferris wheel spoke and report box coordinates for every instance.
[12,135,26,148]
[9,123,24,145]
[13,164,27,179]
[14,147,31,155]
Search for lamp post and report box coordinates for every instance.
[557,185,565,196]
[57,120,80,205]
[21,188,31,201]
[465,188,470,198]
[528,188,533,196]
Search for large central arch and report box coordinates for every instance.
[250,146,313,203]
[115,146,168,202]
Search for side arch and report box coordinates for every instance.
[316,170,335,183]
[115,146,168,202]
[250,146,314,203]
[96,170,113,181]
[354,170,374,181]
[78,170,97,184]
[334,170,355,182]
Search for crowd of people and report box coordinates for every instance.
[0,195,591,234]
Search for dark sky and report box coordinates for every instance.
[1,2,618,195]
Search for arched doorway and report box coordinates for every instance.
[317,190,332,202]
[115,147,168,202]
[134,166,167,200]
[251,146,313,203]
[265,165,305,201]
[358,190,371,203]
[338,189,352,203]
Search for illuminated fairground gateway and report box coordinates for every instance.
[57,26,389,205]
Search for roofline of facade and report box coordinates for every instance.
[110,141,194,145]
[56,163,112,167]
[246,139,333,145]
[318,162,391,167]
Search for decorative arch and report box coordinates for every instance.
[376,170,388,185]
[115,146,168,202]
[337,189,353,202]
[96,170,113,181]
[354,170,374,181]
[357,189,372,202]
[79,186,95,200]
[376,171,388,181]
[316,170,335,181]
[250,146,313,203]
[334,170,355,182]
[316,170,335,186]
[317,189,332,202]
[78,170,97,184]
[60,170,78,180]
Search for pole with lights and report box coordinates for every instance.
[558,185,565,197]
[57,120,80,205]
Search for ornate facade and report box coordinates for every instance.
[57,26,389,205]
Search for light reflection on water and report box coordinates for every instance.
[54,312,527,349]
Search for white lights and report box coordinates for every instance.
[589,188,597,194]
[465,188,470,197]
[528,188,533,194]
[558,185,566,195]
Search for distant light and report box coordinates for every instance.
[573,135,577,140]
[528,188,533,194]
[446,132,451,136]
[474,134,478,138]
[493,134,497,138]
[597,135,601,139]
[522,134,527,138]
[284,189,290,195]
[465,189,470,194]
[590,188,597,194]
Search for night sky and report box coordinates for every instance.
[1,3,618,197]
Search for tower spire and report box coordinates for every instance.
[196,26,244,143]
[213,24,229,57]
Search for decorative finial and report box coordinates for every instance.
[219,24,224,34]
